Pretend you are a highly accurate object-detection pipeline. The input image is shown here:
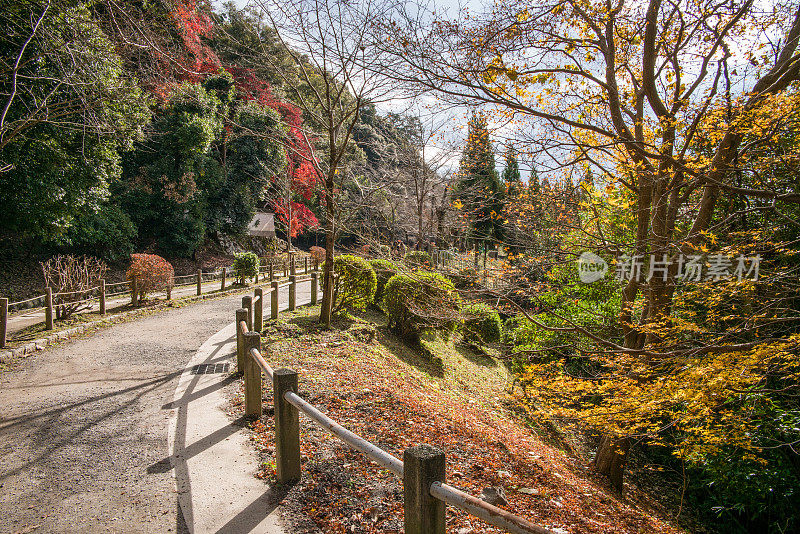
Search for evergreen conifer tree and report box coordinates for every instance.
[455,112,504,243]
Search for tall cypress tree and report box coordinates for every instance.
[502,146,522,196]
[455,112,504,243]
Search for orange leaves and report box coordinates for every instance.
[126,253,174,296]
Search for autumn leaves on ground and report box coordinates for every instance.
[230,306,683,534]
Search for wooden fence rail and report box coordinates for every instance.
[234,281,555,534]
[0,258,316,348]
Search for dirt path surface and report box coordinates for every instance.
[5,280,227,337]
[0,282,309,534]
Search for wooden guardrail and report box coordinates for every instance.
[0,263,303,349]
[233,276,555,534]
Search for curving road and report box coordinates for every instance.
[0,281,313,534]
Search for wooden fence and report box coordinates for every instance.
[0,254,318,349]
[233,278,555,534]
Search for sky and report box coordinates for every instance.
[212,0,518,178]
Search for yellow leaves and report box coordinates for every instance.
[516,333,798,463]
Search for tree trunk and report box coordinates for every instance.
[592,435,630,493]
[319,175,336,327]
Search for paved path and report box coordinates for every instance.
[6,279,238,337]
[0,280,315,533]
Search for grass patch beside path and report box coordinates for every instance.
[238,306,682,534]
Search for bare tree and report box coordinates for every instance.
[247,0,397,326]
[388,110,458,250]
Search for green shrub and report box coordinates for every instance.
[328,254,376,314]
[462,302,502,344]
[56,204,136,262]
[369,258,397,305]
[383,271,460,340]
[404,250,432,268]
[233,252,260,284]
[264,237,280,255]
[450,267,478,289]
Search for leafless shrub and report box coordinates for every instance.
[41,255,107,319]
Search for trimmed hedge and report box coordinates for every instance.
[462,302,502,344]
[329,254,377,314]
[233,251,260,284]
[403,250,432,268]
[383,271,460,340]
[127,253,174,302]
[369,258,397,305]
[449,267,479,290]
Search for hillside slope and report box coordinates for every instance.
[234,306,684,534]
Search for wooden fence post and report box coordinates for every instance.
[310,272,318,306]
[283,261,288,278]
[304,257,308,274]
[45,287,54,330]
[242,295,253,331]
[314,258,319,271]
[98,280,106,314]
[0,297,7,348]
[221,267,226,291]
[290,256,296,277]
[483,245,487,284]
[254,288,263,333]
[273,368,301,483]
[196,269,202,296]
[167,278,172,301]
[404,444,446,534]
[271,281,279,320]
[243,332,263,418]
[288,275,296,311]
[235,308,247,372]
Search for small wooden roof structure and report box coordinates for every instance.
[248,211,276,238]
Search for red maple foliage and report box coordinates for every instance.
[156,4,320,237]
[228,67,319,199]
[226,66,320,237]
[170,0,220,78]
[126,254,174,300]
[273,201,319,238]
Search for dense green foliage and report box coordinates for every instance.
[120,73,286,256]
[403,251,431,268]
[383,271,459,341]
[368,258,397,305]
[0,2,149,241]
[461,302,502,344]
[328,254,376,314]
[233,252,260,284]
